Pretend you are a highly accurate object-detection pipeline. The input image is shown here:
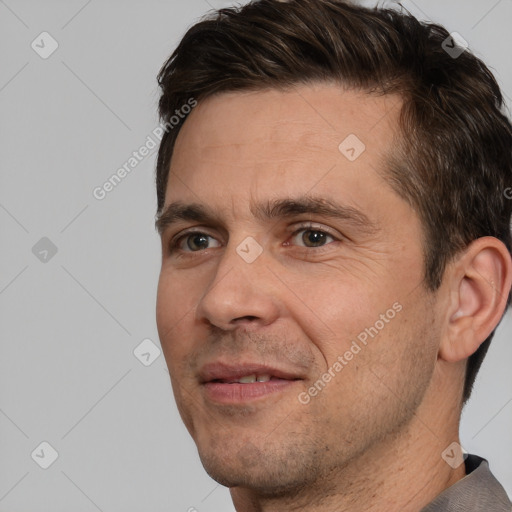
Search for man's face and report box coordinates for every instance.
[156,84,442,493]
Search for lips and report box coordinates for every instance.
[199,361,303,384]
[198,361,305,404]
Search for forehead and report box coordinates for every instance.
[165,84,402,218]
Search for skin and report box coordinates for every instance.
[155,84,512,511]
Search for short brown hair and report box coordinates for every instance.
[155,0,512,403]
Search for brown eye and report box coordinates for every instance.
[186,233,210,251]
[171,232,221,253]
[290,227,336,248]
[302,230,329,247]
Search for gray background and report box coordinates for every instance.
[1,0,511,511]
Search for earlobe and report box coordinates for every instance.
[440,237,512,363]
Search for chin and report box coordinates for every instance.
[196,438,322,496]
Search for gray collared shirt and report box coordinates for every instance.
[421,454,512,511]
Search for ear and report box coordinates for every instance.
[440,237,512,363]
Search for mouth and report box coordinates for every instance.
[199,362,304,404]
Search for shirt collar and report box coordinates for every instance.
[420,454,512,511]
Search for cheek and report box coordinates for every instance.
[307,300,436,434]
[156,276,197,422]
[156,276,174,335]
[156,265,198,320]
[155,272,194,360]
[298,276,431,400]
[289,273,390,363]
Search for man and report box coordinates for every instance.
[153,1,512,510]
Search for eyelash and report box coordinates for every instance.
[168,223,340,255]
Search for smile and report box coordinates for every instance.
[199,362,304,404]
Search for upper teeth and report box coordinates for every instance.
[235,374,271,383]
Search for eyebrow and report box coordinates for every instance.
[155,195,378,236]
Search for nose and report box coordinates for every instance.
[195,239,281,331]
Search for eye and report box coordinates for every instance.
[288,224,338,248]
[170,231,221,253]
[168,224,339,255]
